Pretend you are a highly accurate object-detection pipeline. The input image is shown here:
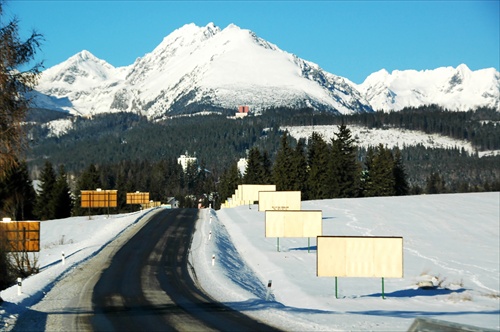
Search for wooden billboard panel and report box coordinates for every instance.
[0,221,40,252]
[81,190,118,208]
[265,210,322,238]
[142,201,161,208]
[317,236,403,278]
[258,191,301,212]
[127,192,150,204]
[239,184,276,204]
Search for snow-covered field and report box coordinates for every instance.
[1,192,499,331]
[0,209,157,330]
[284,124,500,157]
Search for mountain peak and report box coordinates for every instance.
[33,23,499,118]
[65,50,109,67]
[152,22,222,55]
[456,63,471,72]
[225,23,241,30]
[361,68,390,85]
[74,50,95,61]
[359,64,499,111]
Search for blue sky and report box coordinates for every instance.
[5,0,499,84]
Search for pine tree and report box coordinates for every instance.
[115,163,132,212]
[184,161,199,192]
[363,144,396,197]
[260,151,273,184]
[0,159,36,220]
[243,147,263,184]
[360,148,374,196]
[74,163,102,215]
[288,139,308,195]
[218,162,241,204]
[77,163,102,190]
[425,172,446,194]
[51,165,73,219]
[0,3,43,176]
[306,132,330,200]
[272,132,294,190]
[34,161,56,220]
[329,125,361,198]
[195,161,210,197]
[393,148,409,196]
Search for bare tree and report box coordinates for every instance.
[0,1,43,177]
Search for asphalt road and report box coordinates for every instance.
[88,208,280,331]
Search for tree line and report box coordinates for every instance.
[218,126,410,203]
[329,105,500,151]
[5,123,498,224]
[26,105,500,181]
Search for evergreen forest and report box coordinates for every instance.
[1,105,498,219]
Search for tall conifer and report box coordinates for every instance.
[218,162,241,204]
[34,161,56,220]
[272,132,293,190]
[363,145,396,197]
[0,159,35,220]
[243,147,263,184]
[51,165,73,219]
[289,139,308,195]
[330,125,361,198]
[393,148,409,196]
[260,151,273,184]
[307,132,330,199]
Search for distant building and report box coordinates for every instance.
[238,106,249,113]
[237,158,247,176]
[178,151,197,171]
[235,105,250,118]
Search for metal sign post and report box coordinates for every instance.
[382,277,385,299]
[335,277,338,299]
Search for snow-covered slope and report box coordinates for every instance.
[1,193,499,331]
[33,23,372,119]
[283,124,480,155]
[357,64,500,112]
[31,50,129,116]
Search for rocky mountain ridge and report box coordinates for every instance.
[31,23,499,119]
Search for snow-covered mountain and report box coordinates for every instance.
[357,64,500,112]
[32,23,372,119]
[31,50,129,115]
[32,23,499,118]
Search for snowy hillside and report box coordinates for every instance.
[357,64,500,112]
[283,124,500,157]
[33,23,372,119]
[1,193,498,331]
[30,51,129,116]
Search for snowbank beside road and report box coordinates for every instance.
[2,193,499,331]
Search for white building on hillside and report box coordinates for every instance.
[237,158,247,176]
[178,152,197,172]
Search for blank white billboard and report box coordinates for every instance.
[265,210,322,238]
[317,236,403,278]
[258,191,301,212]
[240,184,276,203]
